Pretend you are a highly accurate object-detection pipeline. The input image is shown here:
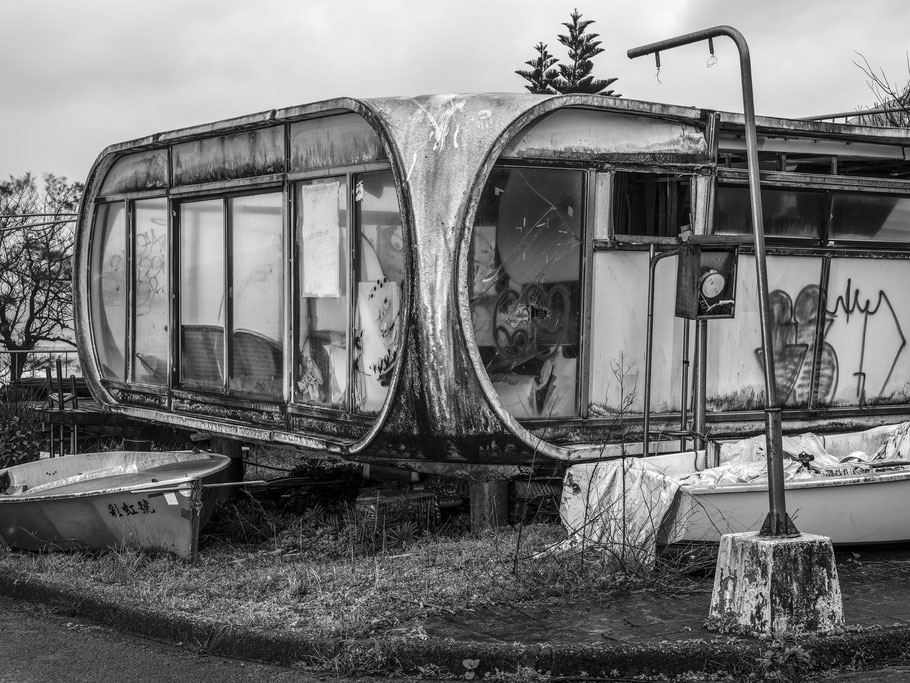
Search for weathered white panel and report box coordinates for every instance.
[589,251,690,415]
[825,258,910,407]
[707,256,823,411]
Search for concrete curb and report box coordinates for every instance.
[2,569,909,678]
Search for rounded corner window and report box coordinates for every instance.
[467,166,583,419]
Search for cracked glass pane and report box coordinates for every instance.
[469,167,583,418]
[354,171,404,414]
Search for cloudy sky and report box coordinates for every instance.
[1,0,908,183]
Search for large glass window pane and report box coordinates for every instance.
[133,199,169,385]
[295,178,349,408]
[354,171,404,414]
[90,203,127,380]
[830,193,910,242]
[715,185,825,239]
[469,167,583,418]
[179,200,224,389]
[230,193,284,396]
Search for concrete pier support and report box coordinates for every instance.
[706,532,844,635]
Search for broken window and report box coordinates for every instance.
[469,167,583,419]
[612,172,691,238]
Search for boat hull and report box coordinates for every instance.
[674,468,910,545]
[0,451,232,560]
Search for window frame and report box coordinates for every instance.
[289,163,405,417]
[174,185,286,400]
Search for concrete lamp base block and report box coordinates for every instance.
[706,531,844,636]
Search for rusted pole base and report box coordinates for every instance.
[707,532,844,635]
[469,480,509,533]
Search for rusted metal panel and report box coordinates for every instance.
[171,395,285,429]
[109,387,168,410]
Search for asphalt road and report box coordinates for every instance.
[0,595,348,682]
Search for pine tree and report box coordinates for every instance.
[517,9,620,96]
[515,42,560,94]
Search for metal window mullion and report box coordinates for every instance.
[223,197,232,393]
[348,173,358,414]
[283,177,292,405]
[579,169,595,419]
[168,199,178,396]
[125,200,135,383]
[808,255,832,411]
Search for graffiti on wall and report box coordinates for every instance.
[827,278,906,404]
[757,279,906,406]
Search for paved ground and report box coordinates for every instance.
[3,545,910,679]
[386,545,910,649]
[0,595,373,683]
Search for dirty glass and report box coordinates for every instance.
[295,178,349,408]
[229,193,284,397]
[90,203,127,381]
[179,200,225,389]
[173,126,285,186]
[612,172,691,237]
[100,150,168,196]
[829,193,910,242]
[354,171,404,414]
[133,198,169,385]
[715,185,825,239]
[469,167,583,418]
[290,113,385,172]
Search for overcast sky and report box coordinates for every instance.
[2,0,908,184]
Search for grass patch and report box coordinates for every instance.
[0,487,705,647]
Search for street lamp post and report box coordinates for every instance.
[628,26,798,537]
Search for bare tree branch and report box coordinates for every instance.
[854,52,910,127]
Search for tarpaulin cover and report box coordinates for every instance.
[557,458,679,567]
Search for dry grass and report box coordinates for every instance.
[0,488,703,644]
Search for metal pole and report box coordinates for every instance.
[692,319,708,452]
[680,319,690,447]
[643,247,680,459]
[629,26,797,536]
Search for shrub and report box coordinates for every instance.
[0,392,44,469]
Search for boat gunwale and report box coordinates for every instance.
[681,465,910,496]
[0,452,231,502]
